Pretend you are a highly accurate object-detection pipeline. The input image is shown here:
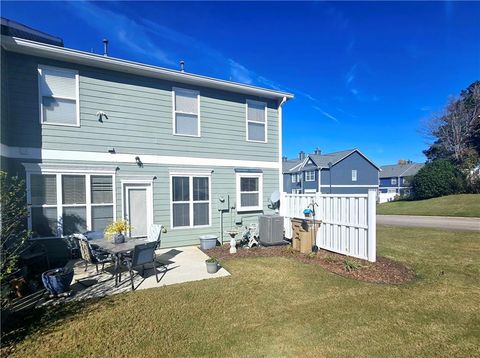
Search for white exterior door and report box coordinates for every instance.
[123,183,153,238]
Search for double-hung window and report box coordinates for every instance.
[173,87,200,136]
[171,175,210,228]
[351,170,357,182]
[246,100,267,142]
[291,173,297,183]
[28,173,114,237]
[38,65,79,126]
[391,178,397,185]
[236,173,263,212]
[305,171,315,182]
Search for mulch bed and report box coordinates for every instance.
[202,245,415,285]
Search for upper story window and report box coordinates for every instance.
[38,65,79,127]
[291,173,302,183]
[236,172,263,212]
[246,100,267,142]
[351,170,357,182]
[391,178,397,185]
[173,87,200,137]
[305,171,315,182]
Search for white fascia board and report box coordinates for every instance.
[2,145,280,170]
[2,36,293,101]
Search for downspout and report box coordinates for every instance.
[278,96,287,194]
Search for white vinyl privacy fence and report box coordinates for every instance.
[280,190,377,262]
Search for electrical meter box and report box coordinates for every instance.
[217,194,229,211]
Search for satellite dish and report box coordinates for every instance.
[268,191,281,210]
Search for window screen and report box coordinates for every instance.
[247,100,266,142]
[31,174,57,205]
[174,88,199,136]
[39,66,78,125]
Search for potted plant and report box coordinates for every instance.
[205,257,219,274]
[104,220,132,244]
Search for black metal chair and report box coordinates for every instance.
[120,241,163,290]
[74,234,113,274]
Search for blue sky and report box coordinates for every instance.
[2,1,479,165]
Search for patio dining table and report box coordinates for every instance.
[93,237,151,286]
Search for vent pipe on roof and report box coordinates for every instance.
[102,38,109,57]
[180,60,185,72]
[298,151,305,160]
[282,156,288,162]
[313,147,321,155]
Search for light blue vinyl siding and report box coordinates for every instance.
[5,157,279,249]
[3,51,279,162]
[2,48,282,254]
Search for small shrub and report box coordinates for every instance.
[1,172,30,304]
[343,259,363,272]
[306,252,316,259]
[206,257,218,264]
[324,255,337,264]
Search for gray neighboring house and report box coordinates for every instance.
[282,148,380,194]
[0,19,293,262]
[379,161,424,196]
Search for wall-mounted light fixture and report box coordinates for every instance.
[153,176,158,180]
[115,166,120,172]
[135,156,143,167]
[108,148,116,154]
[96,111,109,122]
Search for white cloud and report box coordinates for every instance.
[312,106,339,123]
[68,1,177,66]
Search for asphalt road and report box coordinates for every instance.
[377,215,480,232]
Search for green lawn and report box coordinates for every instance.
[377,194,480,217]
[4,226,480,357]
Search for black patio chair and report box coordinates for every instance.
[74,234,113,274]
[120,241,163,290]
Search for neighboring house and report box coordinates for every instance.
[0,18,293,256]
[282,148,380,194]
[379,161,424,199]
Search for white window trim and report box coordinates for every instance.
[352,170,357,182]
[291,173,297,183]
[245,99,268,143]
[304,189,316,194]
[169,173,212,230]
[38,64,80,127]
[391,178,397,185]
[236,172,263,212]
[172,87,201,137]
[305,171,315,182]
[26,170,116,239]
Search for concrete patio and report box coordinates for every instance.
[65,246,230,301]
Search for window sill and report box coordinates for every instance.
[170,224,211,230]
[173,133,201,138]
[237,207,262,213]
[246,139,267,144]
[41,122,80,128]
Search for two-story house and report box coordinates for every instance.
[379,161,424,198]
[0,19,293,255]
[282,148,379,194]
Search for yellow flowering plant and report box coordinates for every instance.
[104,220,132,238]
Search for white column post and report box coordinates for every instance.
[367,189,376,262]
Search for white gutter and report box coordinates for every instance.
[1,36,294,101]
[278,96,287,193]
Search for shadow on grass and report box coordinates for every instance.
[1,295,116,355]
